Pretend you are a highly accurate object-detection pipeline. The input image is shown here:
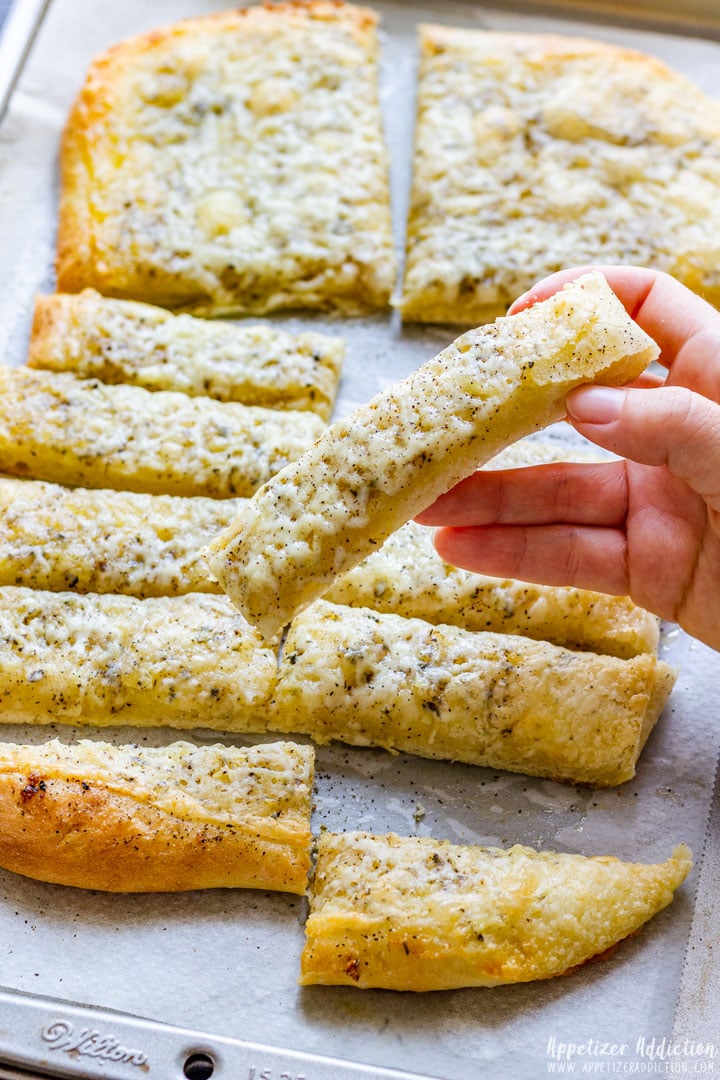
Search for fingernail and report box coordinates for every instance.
[566,386,625,424]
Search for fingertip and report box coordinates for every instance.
[507,266,597,315]
[506,290,533,316]
[566,386,626,425]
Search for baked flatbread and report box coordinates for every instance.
[30,290,344,420]
[208,272,658,638]
[0,367,323,498]
[400,27,720,323]
[271,600,675,786]
[0,739,313,893]
[57,3,395,316]
[301,832,692,989]
[0,478,242,597]
[0,587,276,730]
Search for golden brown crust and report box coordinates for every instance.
[0,740,314,893]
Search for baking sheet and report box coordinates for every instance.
[0,1,719,1076]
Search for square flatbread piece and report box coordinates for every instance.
[400,27,720,323]
[57,2,395,316]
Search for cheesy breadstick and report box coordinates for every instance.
[0,739,313,893]
[30,291,344,419]
[301,832,692,989]
[0,587,275,731]
[271,601,675,786]
[208,273,658,638]
[0,367,324,498]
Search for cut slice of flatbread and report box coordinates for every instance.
[29,291,344,420]
[0,587,276,731]
[400,27,720,323]
[57,3,395,316]
[0,477,242,597]
[0,367,324,498]
[301,832,692,989]
[208,272,658,639]
[0,739,313,893]
[271,600,675,786]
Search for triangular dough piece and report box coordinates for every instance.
[301,832,692,990]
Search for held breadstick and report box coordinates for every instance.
[208,272,659,638]
[300,832,692,990]
[0,739,314,893]
[271,601,675,786]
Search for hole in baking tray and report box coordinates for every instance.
[183,1051,215,1079]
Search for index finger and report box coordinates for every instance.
[508,265,720,401]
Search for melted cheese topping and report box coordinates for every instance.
[0,738,313,832]
[0,587,276,729]
[58,3,395,315]
[401,27,720,322]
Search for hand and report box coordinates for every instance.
[416,266,720,652]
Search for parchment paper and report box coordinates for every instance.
[0,2,718,1077]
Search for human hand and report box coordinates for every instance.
[416,266,720,652]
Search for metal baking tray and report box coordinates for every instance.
[0,2,718,1076]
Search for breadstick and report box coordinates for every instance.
[0,739,313,893]
[301,832,692,989]
[271,601,675,786]
[208,272,658,638]
[30,291,344,419]
[0,587,276,731]
[0,367,323,498]
[0,477,242,597]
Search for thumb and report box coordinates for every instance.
[566,385,720,506]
